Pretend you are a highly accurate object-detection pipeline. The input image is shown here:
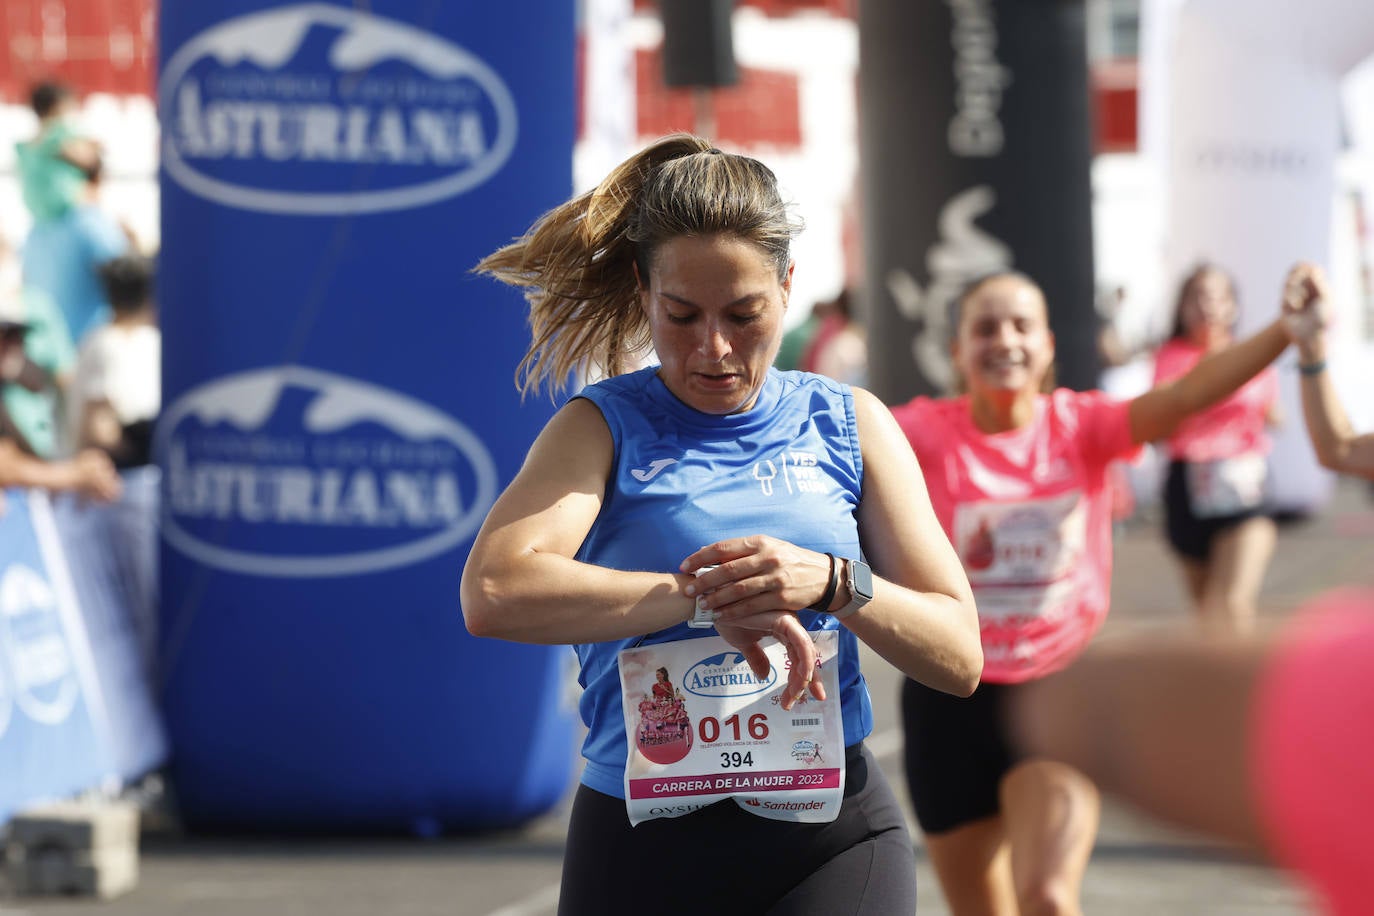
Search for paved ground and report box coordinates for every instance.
[6,476,1372,915]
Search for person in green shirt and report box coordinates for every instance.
[0,284,75,458]
[14,81,102,224]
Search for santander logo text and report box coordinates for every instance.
[159,4,518,215]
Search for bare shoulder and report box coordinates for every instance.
[849,386,906,443]
[522,396,614,477]
[848,386,921,477]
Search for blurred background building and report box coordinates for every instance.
[1,0,1369,368]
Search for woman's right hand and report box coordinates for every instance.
[1280,261,1330,354]
[68,448,122,503]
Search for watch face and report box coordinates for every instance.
[852,560,874,599]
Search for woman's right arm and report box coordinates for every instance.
[844,389,982,696]
[1283,262,1374,480]
[1127,320,1291,445]
[460,398,699,644]
[0,439,122,502]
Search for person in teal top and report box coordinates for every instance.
[15,80,129,345]
[15,81,101,224]
[0,285,75,457]
[463,134,981,915]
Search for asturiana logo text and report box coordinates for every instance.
[683,651,778,698]
[160,4,518,214]
[158,366,498,578]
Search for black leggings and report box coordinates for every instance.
[558,744,917,915]
[902,678,1021,834]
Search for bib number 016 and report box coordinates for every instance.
[697,713,769,744]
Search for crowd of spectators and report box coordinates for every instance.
[3,78,160,502]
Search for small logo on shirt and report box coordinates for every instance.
[631,458,677,482]
[752,451,826,497]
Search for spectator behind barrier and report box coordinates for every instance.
[65,254,158,469]
[0,275,76,459]
[0,434,121,506]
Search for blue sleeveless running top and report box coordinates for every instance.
[573,366,872,798]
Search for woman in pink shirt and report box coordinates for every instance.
[1153,264,1281,632]
[889,270,1305,916]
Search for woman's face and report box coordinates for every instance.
[1180,270,1238,341]
[952,275,1055,397]
[640,234,790,415]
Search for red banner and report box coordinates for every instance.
[0,0,155,102]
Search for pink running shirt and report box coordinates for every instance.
[891,391,1140,683]
[1153,338,1278,462]
[1252,587,1374,916]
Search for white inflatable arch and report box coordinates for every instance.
[1145,0,1374,511]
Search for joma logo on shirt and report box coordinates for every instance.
[631,458,677,482]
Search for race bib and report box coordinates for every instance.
[953,491,1088,624]
[1186,453,1267,518]
[617,631,844,827]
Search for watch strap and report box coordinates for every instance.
[807,552,840,612]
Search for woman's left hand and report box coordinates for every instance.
[681,536,835,709]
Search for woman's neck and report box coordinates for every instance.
[969,389,1037,434]
[110,308,154,329]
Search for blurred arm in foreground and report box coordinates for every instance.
[1009,587,1374,916]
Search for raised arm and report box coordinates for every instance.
[460,398,700,644]
[1128,319,1291,445]
[845,388,982,695]
[1281,262,1374,480]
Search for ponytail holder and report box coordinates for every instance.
[807,553,840,612]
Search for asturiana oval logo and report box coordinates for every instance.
[157,366,499,578]
[159,3,518,214]
[683,651,778,699]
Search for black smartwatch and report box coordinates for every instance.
[833,558,873,620]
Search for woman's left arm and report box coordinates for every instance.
[845,388,982,696]
[1128,320,1291,445]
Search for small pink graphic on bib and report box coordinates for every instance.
[636,667,694,765]
[965,519,996,571]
